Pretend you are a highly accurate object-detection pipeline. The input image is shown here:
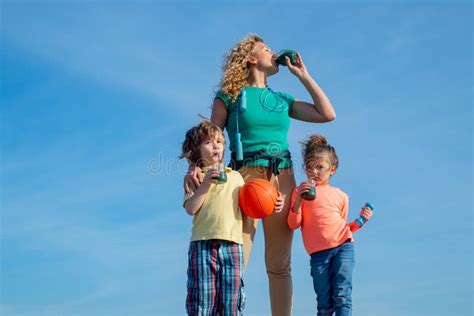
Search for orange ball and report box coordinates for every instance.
[238,179,279,219]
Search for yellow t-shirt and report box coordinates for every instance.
[183,168,245,244]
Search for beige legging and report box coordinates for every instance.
[238,165,296,316]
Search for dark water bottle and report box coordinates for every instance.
[355,202,374,227]
[275,49,298,66]
[301,180,316,201]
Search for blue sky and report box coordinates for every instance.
[1,1,472,315]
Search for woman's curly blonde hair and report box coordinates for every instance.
[219,34,263,102]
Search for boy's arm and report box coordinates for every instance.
[287,189,303,230]
[183,173,215,215]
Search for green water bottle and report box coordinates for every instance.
[211,162,227,184]
[301,180,316,200]
[275,49,298,66]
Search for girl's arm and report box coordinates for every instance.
[287,183,310,229]
[348,205,373,232]
[339,194,361,233]
[348,219,362,233]
[286,55,336,123]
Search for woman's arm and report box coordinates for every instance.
[210,98,227,130]
[286,55,336,123]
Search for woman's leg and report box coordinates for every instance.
[263,168,296,316]
[237,166,296,315]
[237,166,268,269]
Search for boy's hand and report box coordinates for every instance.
[274,193,284,213]
[200,168,219,189]
[360,205,373,222]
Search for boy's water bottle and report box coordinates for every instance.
[355,202,374,227]
[211,162,227,184]
[301,179,316,201]
[275,49,298,66]
[202,163,227,184]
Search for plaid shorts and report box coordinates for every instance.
[186,240,245,316]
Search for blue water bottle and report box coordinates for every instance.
[355,202,374,227]
[235,133,243,161]
[235,90,246,161]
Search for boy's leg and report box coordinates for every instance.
[310,249,335,316]
[262,168,295,316]
[331,242,355,316]
[186,241,220,315]
[220,242,245,316]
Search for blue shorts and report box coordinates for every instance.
[186,240,245,316]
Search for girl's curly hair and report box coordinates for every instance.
[301,134,339,170]
[180,120,226,168]
[219,34,263,102]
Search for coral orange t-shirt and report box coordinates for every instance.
[287,184,360,255]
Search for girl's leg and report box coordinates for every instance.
[331,242,355,316]
[220,242,245,316]
[310,249,335,316]
[186,241,219,315]
[262,168,296,316]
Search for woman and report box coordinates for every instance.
[184,34,336,316]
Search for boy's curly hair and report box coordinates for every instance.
[301,134,339,170]
[180,120,226,168]
[219,34,263,102]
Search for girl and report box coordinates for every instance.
[287,134,373,316]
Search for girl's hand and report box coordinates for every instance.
[292,181,312,213]
[286,53,309,80]
[360,205,373,222]
[184,165,205,194]
[295,180,313,197]
[274,193,284,213]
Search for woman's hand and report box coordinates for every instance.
[287,52,336,123]
[183,165,205,194]
[274,193,284,213]
[286,53,309,80]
